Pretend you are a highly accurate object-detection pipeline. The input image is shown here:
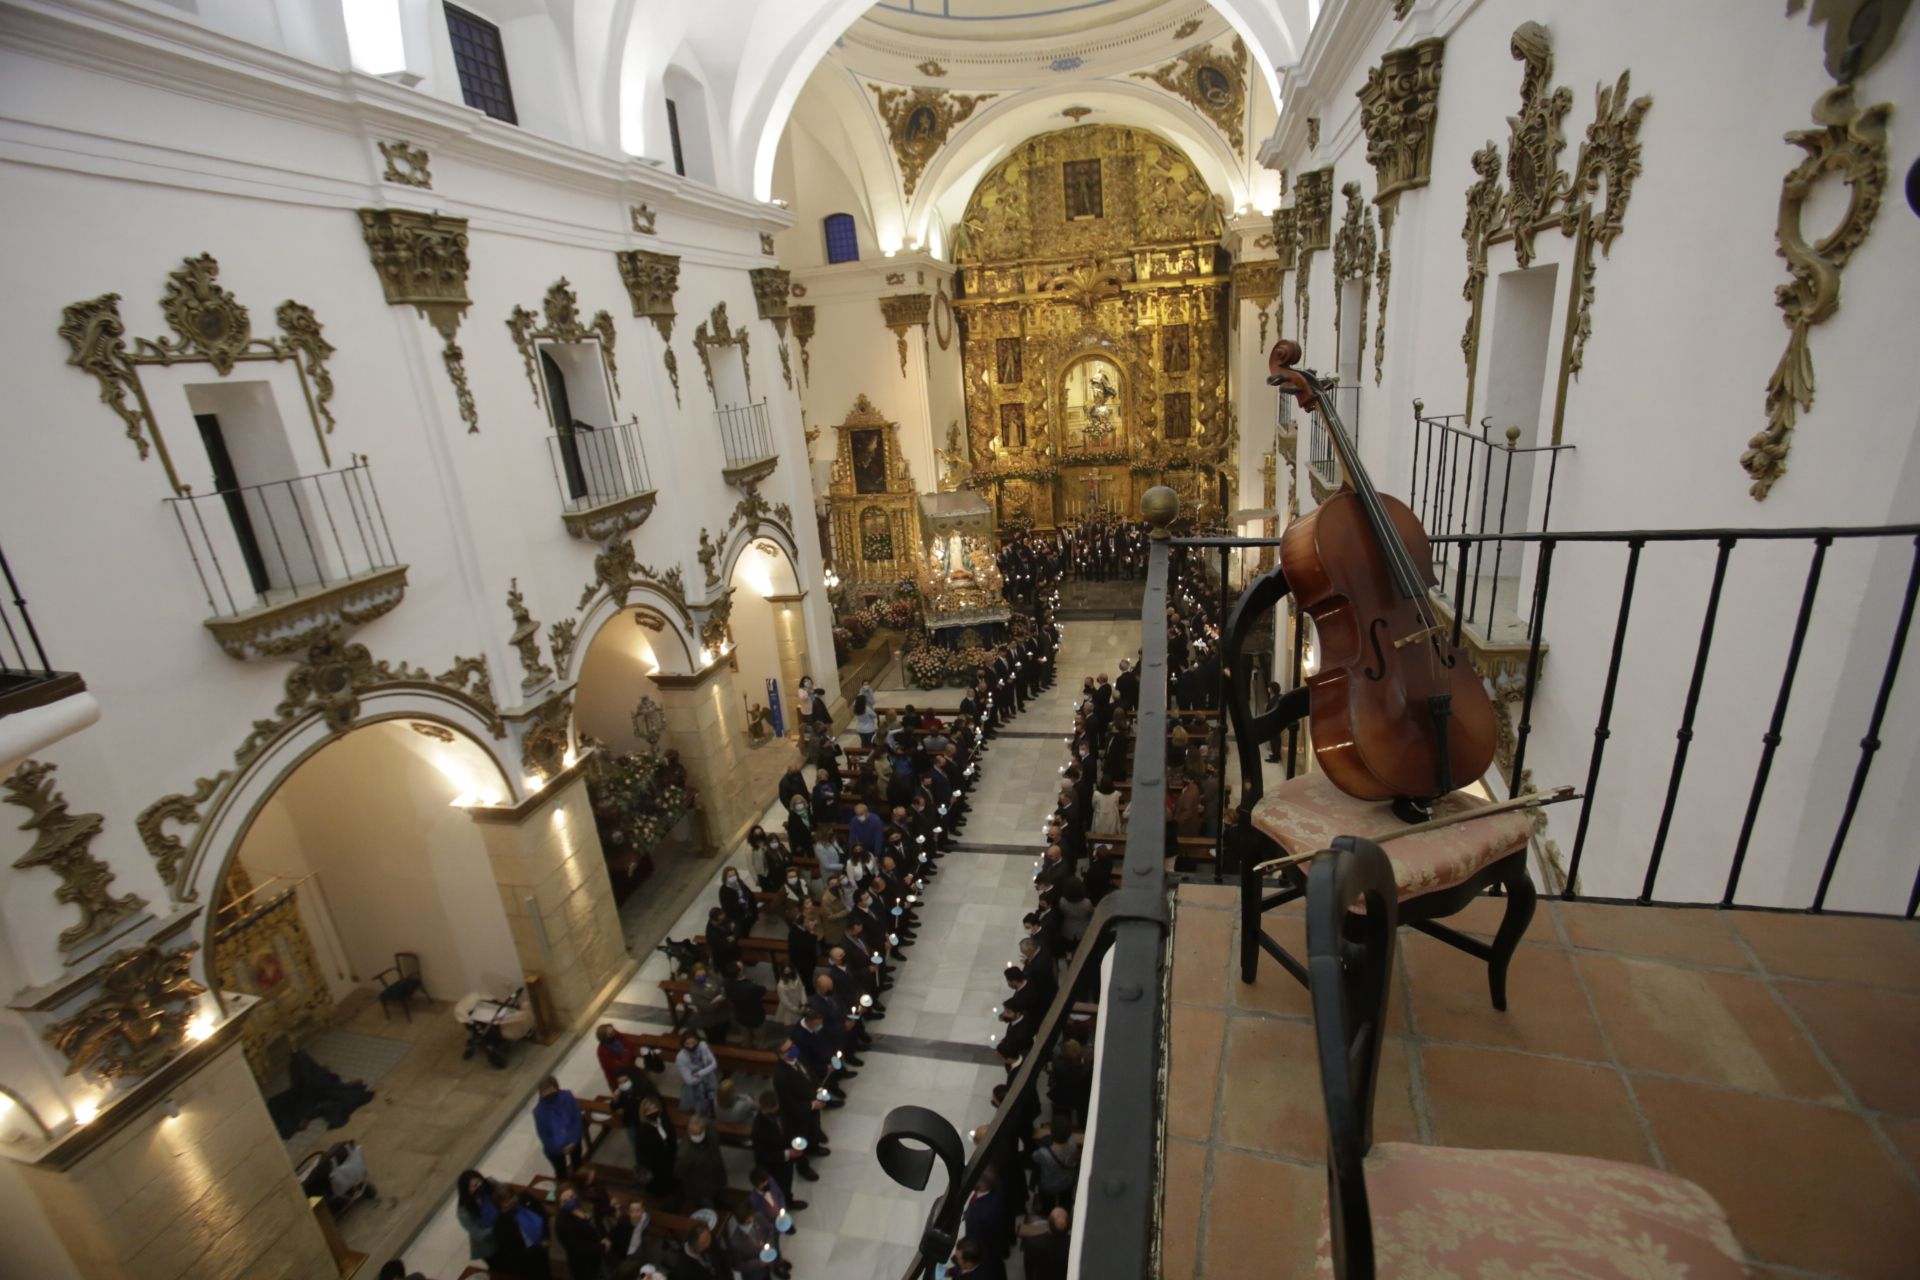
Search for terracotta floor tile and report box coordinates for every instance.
[1431,890,1553,943]
[1229,913,1408,1030]
[1200,1148,1323,1280]
[1217,1017,1417,1160]
[1402,933,1607,1061]
[1161,1138,1207,1280]
[1419,1043,1652,1164]
[1172,901,1234,1008]
[1635,1076,1920,1279]
[1880,1116,1920,1181]
[1177,883,1238,910]
[1732,912,1920,992]
[1778,980,1920,1115]
[1558,900,1753,969]
[1167,1004,1226,1142]
[1580,953,1841,1101]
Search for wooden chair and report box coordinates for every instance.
[1222,565,1536,1010]
[373,952,429,1022]
[1306,839,1744,1279]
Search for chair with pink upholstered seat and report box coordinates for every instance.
[1220,565,1536,1010]
[1305,839,1745,1279]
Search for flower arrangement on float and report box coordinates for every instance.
[586,749,696,857]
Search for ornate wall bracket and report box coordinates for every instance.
[359,208,477,431]
[505,578,555,696]
[693,301,753,408]
[1133,37,1248,155]
[791,306,816,385]
[880,293,932,378]
[202,562,411,661]
[616,249,680,342]
[547,617,580,678]
[576,538,687,613]
[561,491,658,543]
[507,279,620,403]
[750,267,792,338]
[1745,84,1893,498]
[45,942,206,1081]
[1358,37,1444,384]
[631,204,657,234]
[59,255,339,492]
[6,761,149,954]
[869,85,996,196]
[512,687,575,780]
[1332,183,1378,383]
[379,140,431,188]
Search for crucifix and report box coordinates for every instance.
[1085,470,1108,515]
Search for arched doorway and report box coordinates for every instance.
[728,533,811,739]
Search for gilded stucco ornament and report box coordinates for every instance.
[779,342,795,391]
[61,256,340,490]
[698,591,735,652]
[693,301,753,407]
[1332,183,1377,386]
[46,943,206,1081]
[918,61,947,78]
[505,578,555,695]
[1305,117,1320,153]
[6,761,149,952]
[1359,39,1446,202]
[1288,168,1334,346]
[518,690,573,780]
[379,141,431,188]
[760,234,776,256]
[880,293,933,377]
[137,773,229,898]
[631,204,657,234]
[616,249,680,342]
[791,306,816,386]
[1745,1,1903,499]
[359,208,478,432]
[507,279,620,404]
[1134,38,1248,155]
[547,617,580,678]
[869,85,996,197]
[750,267,793,338]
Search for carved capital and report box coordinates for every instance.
[358,208,472,338]
[1294,168,1335,250]
[616,249,681,342]
[750,267,792,337]
[1358,38,1446,203]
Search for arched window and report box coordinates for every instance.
[824,213,860,264]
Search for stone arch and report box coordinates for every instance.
[570,580,700,682]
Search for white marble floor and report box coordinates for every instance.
[398,615,1138,1279]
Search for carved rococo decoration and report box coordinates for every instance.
[1270,206,1299,272]
[508,279,620,403]
[693,301,753,407]
[577,539,686,614]
[699,592,735,653]
[6,761,148,952]
[869,85,996,197]
[790,306,816,385]
[519,691,573,780]
[760,234,776,256]
[548,617,580,678]
[200,562,410,662]
[1746,74,1896,496]
[379,140,431,188]
[505,578,554,695]
[1393,0,1414,17]
[1306,117,1321,153]
[750,268,792,337]
[1288,168,1334,344]
[1332,182,1377,384]
[1133,38,1248,155]
[60,255,340,492]
[631,204,657,234]
[46,943,206,1081]
[1359,38,1445,203]
[137,773,228,897]
[359,208,479,432]
[1458,23,1650,443]
[616,249,680,342]
[879,293,932,377]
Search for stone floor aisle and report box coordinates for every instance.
[397,609,1139,1279]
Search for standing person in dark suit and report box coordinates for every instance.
[962,1165,1014,1270]
[555,1183,610,1280]
[773,1039,829,1173]
[726,960,768,1047]
[632,1093,679,1196]
[752,1089,813,1201]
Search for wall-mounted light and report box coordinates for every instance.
[524,775,545,793]
[162,1097,180,1120]
[72,1096,99,1127]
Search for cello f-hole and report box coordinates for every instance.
[1364,618,1391,681]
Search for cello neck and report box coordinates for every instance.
[1299,371,1426,602]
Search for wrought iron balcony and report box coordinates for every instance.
[0,539,86,722]
[548,417,657,541]
[164,457,407,661]
[716,400,778,485]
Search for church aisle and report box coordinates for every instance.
[399,613,1137,1279]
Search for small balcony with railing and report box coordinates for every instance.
[870,490,1920,1280]
[165,457,407,661]
[1,537,95,772]
[716,400,778,485]
[548,416,657,542]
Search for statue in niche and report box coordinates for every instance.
[995,337,1023,385]
[850,427,888,494]
[1062,355,1124,449]
[936,421,972,489]
[999,402,1028,448]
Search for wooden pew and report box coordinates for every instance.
[580,1094,753,1150]
[695,933,788,966]
[621,1030,783,1081]
[659,977,779,1025]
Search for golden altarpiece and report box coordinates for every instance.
[828,395,922,590]
[953,124,1235,528]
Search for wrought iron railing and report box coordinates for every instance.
[1306,379,1360,489]
[716,400,776,471]
[0,536,70,710]
[1407,405,1574,643]
[546,416,652,512]
[163,457,399,618]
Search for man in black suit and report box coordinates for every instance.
[773,1039,829,1172]
[962,1166,1014,1270]
[751,1089,813,1200]
[726,960,768,1047]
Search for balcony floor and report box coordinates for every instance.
[1163,883,1920,1280]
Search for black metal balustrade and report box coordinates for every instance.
[164,457,399,618]
[1406,405,1573,642]
[0,536,84,717]
[716,400,776,471]
[547,416,652,512]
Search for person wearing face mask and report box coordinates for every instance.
[491,1184,553,1280]
[751,1089,813,1201]
[673,1114,728,1215]
[632,1094,678,1196]
[718,867,758,934]
[684,961,731,1046]
[454,1169,500,1266]
[607,1199,655,1278]
[786,897,819,980]
[676,1031,719,1118]
[784,794,813,856]
[725,1192,781,1279]
[816,875,849,945]
[772,1038,830,1173]
[669,1221,724,1280]
[533,1075,586,1181]
[596,1022,635,1091]
[555,1183,611,1280]
[725,960,769,1048]
[746,828,785,891]
[613,1062,662,1169]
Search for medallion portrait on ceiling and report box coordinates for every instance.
[1063,354,1124,450]
[906,106,937,149]
[1195,64,1233,109]
[851,427,888,493]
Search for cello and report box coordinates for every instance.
[1267,339,1497,818]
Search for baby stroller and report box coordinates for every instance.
[296,1140,375,1216]
[454,986,533,1069]
[657,936,703,979]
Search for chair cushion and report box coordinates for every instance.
[1251,771,1532,900]
[380,976,422,1003]
[1316,1142,1746,1278]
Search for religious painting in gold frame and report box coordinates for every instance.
[1061,354,1125,451]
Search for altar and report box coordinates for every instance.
[918,490,1012,647]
